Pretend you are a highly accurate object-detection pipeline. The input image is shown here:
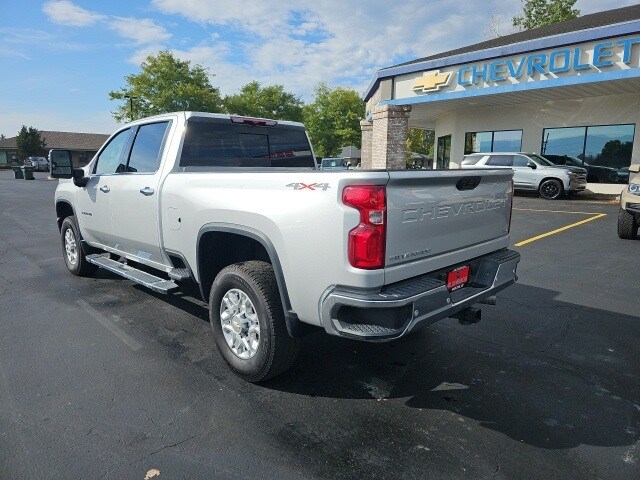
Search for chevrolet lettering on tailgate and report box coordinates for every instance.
[402,198,508,223]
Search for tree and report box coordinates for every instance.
[512,0,579,30]
[109,51,223,122]
[407,128,434,157]
[303,83,364,157]
[223,81,304,122]
[16,126,47,159]
[406,128,435,168]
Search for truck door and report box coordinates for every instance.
[76,128,133,247]
[109,121,171,266]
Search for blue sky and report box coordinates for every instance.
[0,0,636,137]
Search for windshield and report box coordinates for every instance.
[529,154,556,166]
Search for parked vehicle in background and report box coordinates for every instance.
[460,152,587,200]
[320,157,348,170]
[617,163,640,240]
[542,154,619,183]
[617,167,630,184]
[51,112,519,382]
[24,156,49,172]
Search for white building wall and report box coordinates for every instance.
[435,93,640,191]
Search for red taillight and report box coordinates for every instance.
[342,185,386,269]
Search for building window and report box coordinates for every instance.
[541,124,635,184]
[465,130,522,154]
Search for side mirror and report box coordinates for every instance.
[72,168,89,187]
[630,164,640,174]
[49,149,73,178]
[528,162,537,169]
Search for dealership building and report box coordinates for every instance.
[361,5,640,193]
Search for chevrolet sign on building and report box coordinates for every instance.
[363,5,640,194]
[403,35,640,97]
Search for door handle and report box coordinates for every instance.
[139,187,155,196]
[100,185,110,193]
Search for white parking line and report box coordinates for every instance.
[76,299,143,351]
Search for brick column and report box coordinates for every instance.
[360,120,373,169]
[371,105,411,170]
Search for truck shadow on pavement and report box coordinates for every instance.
[265,282,640,451]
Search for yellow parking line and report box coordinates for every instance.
[515,213,607,247]
[513,208,604,215]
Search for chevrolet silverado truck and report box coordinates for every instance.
[52,112,520,382]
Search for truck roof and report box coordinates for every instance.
[122,111,306,129]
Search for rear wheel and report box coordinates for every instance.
[209,261,300,382]
[539,179,564,200]
[617,208,638,239]
[61,216,97,276]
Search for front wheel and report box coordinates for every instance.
[539,179,564,200]
[209,261,300,382]
[617,208,638,240]
[61,216,97,276]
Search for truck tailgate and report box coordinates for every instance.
[385,169,513,273]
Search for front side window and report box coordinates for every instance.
[512,155,530,167]
[126,121,170,173]
[94,128,131,175]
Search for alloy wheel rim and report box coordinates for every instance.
[220,289,260,359]
[542,182,559,198]
[64,228,78,266]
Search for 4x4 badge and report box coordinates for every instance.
[286,183,330,191]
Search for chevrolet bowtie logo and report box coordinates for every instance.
[412,70,451,93]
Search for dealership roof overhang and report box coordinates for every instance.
[364,6,640,128]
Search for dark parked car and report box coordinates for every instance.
[542,154,619,183]
[24,156,50,172]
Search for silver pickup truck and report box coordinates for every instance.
[52,112,520,382]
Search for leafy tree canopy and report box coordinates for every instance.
[513,0,579,30]
[407,128,434,157]
[109,51,223,122]
[16,125,47,159]
[223,81,304,122]
[302,83,364,157]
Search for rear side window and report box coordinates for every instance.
[125,121,170,173]
[461,155,481,165]
[180,121,314,168]
[486,155,513,166]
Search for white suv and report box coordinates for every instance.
[618,163,640,239]
[460,152,587,200]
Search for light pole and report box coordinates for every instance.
[124,95,138,122]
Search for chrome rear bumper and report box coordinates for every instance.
[320,249,520,341]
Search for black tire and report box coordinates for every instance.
[209,261,300,382]
[617,208,638,240]
[61,216,97,276]
[539,179,564,200]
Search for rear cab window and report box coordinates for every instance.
[179,117,314,168]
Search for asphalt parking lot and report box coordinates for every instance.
[0,170,638,480]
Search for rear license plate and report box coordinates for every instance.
[447,265,470,291]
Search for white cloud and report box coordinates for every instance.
[109,17,172,45]
[149,0,518,98]
[42,0,104,27]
